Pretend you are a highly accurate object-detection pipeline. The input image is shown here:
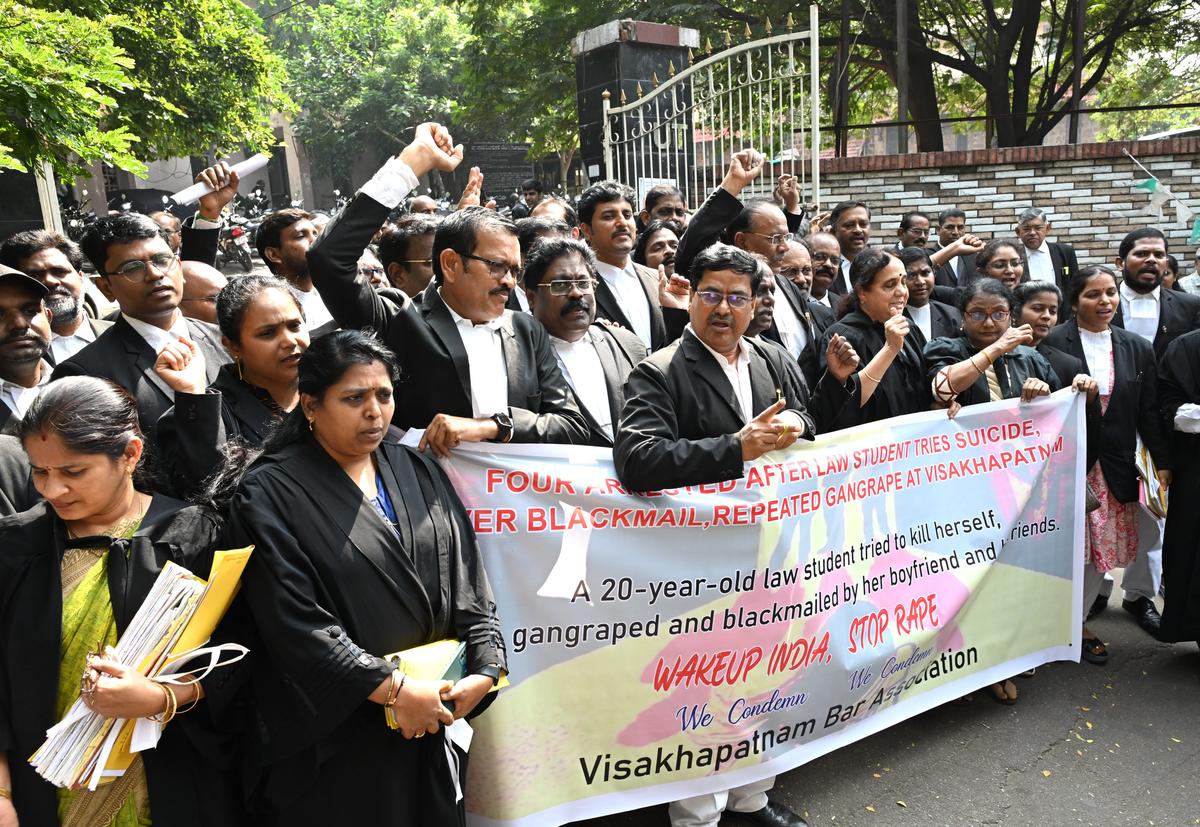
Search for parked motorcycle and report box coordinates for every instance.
[218,215,254,272]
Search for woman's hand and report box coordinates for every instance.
[82,657,172,719]
[154,337,207,395]
[442,674,494,720]
[391,678,454,739]
[990,324,1034,356]
[1071,373,1099,402]
[0,796,16,827]
[883,313,910,352]
[1157,469,1173,490]
[1020,377,1052,402]
[825,334,860,385]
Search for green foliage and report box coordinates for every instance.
[0,0,289,180]
[271,0,467,183]
[0,1,144,177]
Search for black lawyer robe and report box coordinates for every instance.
[0,497,245,827]
[820,309,931,430]
[227,435,506,825]
[156,363,283,498]
[923,336,1060,405]
[1155,329,1200,642]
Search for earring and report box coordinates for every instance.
[235,358,243,381]
[307,419,315,432]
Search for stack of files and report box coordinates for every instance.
[30,547,252,790]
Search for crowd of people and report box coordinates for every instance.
[0,120,1196,827]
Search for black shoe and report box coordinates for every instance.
[741,801,809,827]
[1122,596,1162,636]
[1087,593,1109,620]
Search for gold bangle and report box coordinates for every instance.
[970,356,986,376]
[861,367,884,384]
[150,683,177,724]
[0,786,10,800]
[175,678,201,715]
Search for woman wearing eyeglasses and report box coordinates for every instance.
[972,239,1028,291]
[820,246,930,429]
[925,278,1059,411]
[1044,265,1172,665]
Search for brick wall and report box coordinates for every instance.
[803,139,1200,265]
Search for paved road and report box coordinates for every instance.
[581,582,1200,827]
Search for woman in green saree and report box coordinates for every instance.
[0,377,244,827]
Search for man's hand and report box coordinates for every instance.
[154,337,207,395]
[658,264,690,310]
[825,333,860,385]
[196,162,239,222]
[739,399,800,461]
[419,414,500,458]
[775,174,802,213]
[442,674,494,720]
[809,210,832,236]
[720,149,765,197]
[399,123,465,179]
[458,166,483,210]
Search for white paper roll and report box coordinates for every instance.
[170,153,272,206]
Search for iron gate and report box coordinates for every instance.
[601,6,821,211]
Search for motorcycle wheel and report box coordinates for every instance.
[238,248,252,272]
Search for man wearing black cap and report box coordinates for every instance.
[0,264,54,433]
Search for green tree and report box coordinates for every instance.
[1,0,289,179]
[269,0,467,186]
[0,1,143,177]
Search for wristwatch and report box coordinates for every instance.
[490,411,514,443]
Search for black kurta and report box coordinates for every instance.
[821,309,931,430]
[923,335,1061,405]
[0,497,244,827]
[227,434,506,826]
[1156,329,1200,642]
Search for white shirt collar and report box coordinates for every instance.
[1120,282,1160,303]
[0,360,53,418]
[122,311,188,352]
[1026,240,1050,255]
[594,258,635,279]
[441,290,506,331]
[687,324,749,368]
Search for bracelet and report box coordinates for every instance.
[175,678,201,715]
[384,669,406,708]
[970,356,986,376]
[0,786,10,800]
[860,367,884,384]
[149,682,177,724]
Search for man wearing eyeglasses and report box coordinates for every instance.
[308,123,589,454]
[1015,207,1078,299]
[51,213,228,437]
[616,243,854,827]
[378,215,438,297]
[522,237,647,446]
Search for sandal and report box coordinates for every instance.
[1081,636,1108,664]
[989,679,1018,705]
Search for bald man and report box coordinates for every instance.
[179,260,228,325]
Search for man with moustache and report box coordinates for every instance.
[522,237,647,446]
[829,201,871,295]
[804,232,843,311]
[932,208,976,287]
[579,181,689,351]
[899,246,961,342]
[893,211,931,251]
[0,265,54,433]
[377,215,438,297]
[256,208,337,334]
[308,122,589,453]
[51,213,228,438]
[1111,228,1200,360]
[1015,207,1078,298]
[0,230,112,363]
[616,245,853,827]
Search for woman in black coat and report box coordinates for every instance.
[156,275,310,498]
[1044,265,1172,664]
[0,378,243,827]
[821,246,930,430]
[224,330,506,826]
